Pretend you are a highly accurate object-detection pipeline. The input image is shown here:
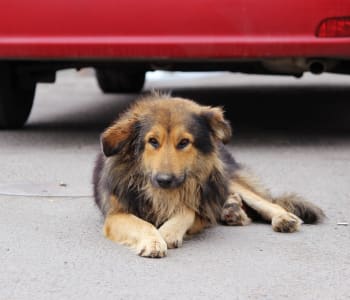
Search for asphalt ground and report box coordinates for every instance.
[0,70,349,299]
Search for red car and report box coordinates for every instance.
[1,0,350,128]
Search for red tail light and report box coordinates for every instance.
[316,16,350,37]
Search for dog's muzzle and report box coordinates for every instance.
[152,173,186,189]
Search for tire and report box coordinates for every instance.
[0,64,36,129]
[95,69,146,93]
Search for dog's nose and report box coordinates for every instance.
[156,173,175,189]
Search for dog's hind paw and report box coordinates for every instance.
[136,235,168,258]
[221,202,252,226]
[221,193,251,226]
[272,212,302,233]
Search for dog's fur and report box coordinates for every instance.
[93,93,325,258]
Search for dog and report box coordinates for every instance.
[93,92,325,258]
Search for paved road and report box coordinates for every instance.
[1,70,350,299]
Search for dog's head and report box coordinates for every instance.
[101,94,232,189]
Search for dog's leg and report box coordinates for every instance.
[158,207,195,248]
[186,214,209,235]
[104,213,167,258]
[231,181,302,233]
[221,192,252,226]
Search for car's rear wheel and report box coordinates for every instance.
[95,69,146,93]
[0,64,36,129]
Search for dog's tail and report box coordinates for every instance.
[272,193,325,224]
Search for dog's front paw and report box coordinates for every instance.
[272,212,302,233]
[159,227,184,249]
[136,235,167,258]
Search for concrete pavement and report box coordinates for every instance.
[0,70,349,299]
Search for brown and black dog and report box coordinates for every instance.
[93,92,324,258]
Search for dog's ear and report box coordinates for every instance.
[201,106,232,143]
[101,113,139,157]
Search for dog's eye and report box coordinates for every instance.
[177,138,190,149]
[148,138,159,149]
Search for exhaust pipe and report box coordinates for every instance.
[308,60,325,74]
